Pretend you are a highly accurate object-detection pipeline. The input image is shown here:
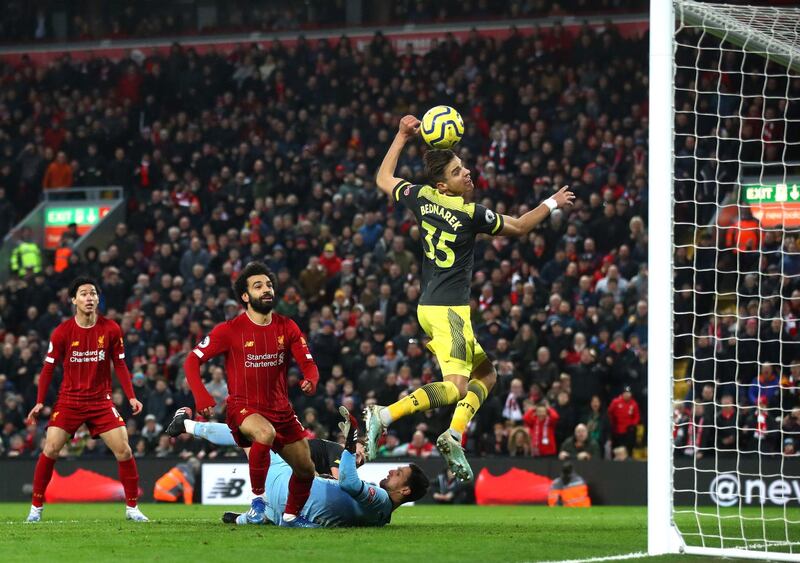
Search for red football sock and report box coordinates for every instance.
[32,453,57,508]
[249,442,271,496]
[284,474,314,516]
[117,458,140,508]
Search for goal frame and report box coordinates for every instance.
[648,1,800,560]
[647,0,681,554]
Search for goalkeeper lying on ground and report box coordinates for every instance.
[166,406,429,527]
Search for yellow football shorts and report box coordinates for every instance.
[417,304,488,378]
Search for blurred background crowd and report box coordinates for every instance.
[0,0,647,44]
[0,8,663,463]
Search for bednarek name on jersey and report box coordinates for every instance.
[393,180,503,306]
[419,202,464,230]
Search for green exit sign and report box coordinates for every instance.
[742,178,800,228]
[45,206,110,227]
[742,183,800,203]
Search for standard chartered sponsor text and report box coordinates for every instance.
[245,352,285,368]
[70,350,101,363]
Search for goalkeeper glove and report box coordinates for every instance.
[338,406,359,454]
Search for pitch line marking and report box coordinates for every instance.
[537,552,648,563]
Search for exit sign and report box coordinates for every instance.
[742,180,800,228]
[43,205,111,249]
[743,183,800,203]
[45,206,110,227]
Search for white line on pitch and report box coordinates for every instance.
[536,552,649,563]
[0,520,83,527]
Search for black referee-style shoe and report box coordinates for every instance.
[165,407,192,437]
[222,511,240,524]
[222,511,275,525]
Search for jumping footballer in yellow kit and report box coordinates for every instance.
[366,115,574,480]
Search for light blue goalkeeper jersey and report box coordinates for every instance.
[264,450,393,527]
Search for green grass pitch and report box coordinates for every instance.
[0,503,797,562]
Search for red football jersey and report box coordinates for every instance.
[38,315,135,406]
[186,312,318,415]
[608,396,641,434]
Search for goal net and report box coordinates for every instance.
[650,0,800,560]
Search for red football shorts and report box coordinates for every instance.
[226,401,309,450]
[48,399,126,438]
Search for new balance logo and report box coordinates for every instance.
[207,478,246,499]
[240,408,248,415]
[244,341,254,348]
[72,341,80,347]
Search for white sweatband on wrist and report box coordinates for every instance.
[543,198,558,212]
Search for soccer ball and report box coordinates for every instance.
[420,105,464,149]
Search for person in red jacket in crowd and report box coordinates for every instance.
[523,403,560,457]
[402,430,435,458]
[723,208,762,253]
[608,386,641,455]
[318,242,342,278]
[42,151,73,189]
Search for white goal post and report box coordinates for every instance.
[650,0,800,560]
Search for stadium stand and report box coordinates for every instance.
[0,1,647,44]
[0,20,651,461]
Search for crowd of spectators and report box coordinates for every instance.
[671,26,800,459]
[0,1,648,45]
[0,21,653,462]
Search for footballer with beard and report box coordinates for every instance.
[184,261,320,527]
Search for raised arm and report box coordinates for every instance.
[338,449,367,496]
[337,408,395,523]
[337,406,371,497]
[498,186,575,237]
[375,115,420,196]
[338,446,390,508]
